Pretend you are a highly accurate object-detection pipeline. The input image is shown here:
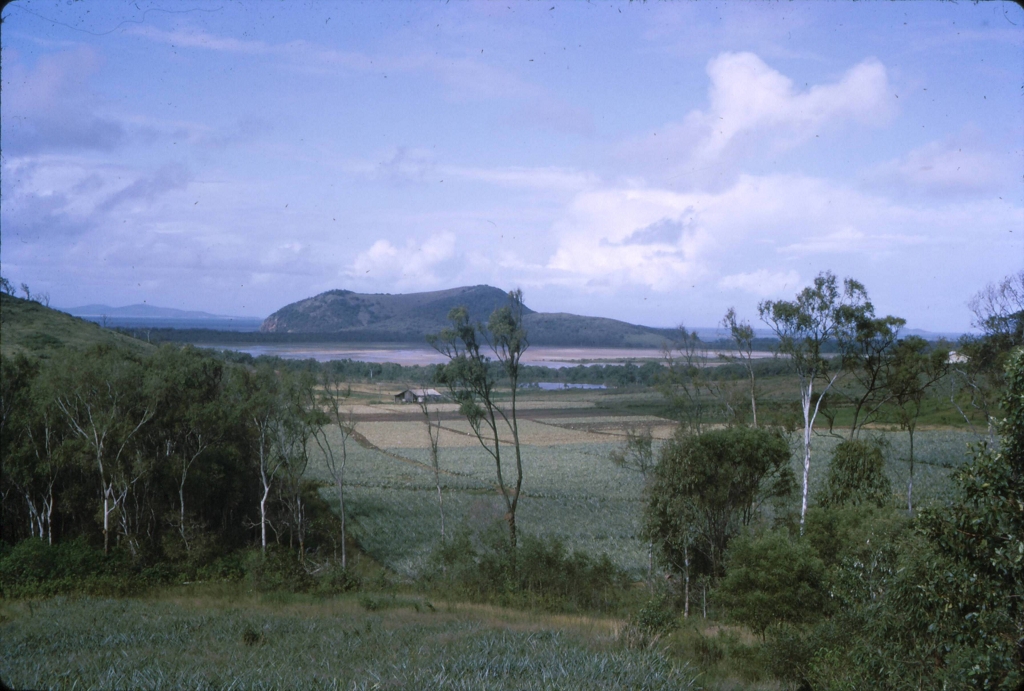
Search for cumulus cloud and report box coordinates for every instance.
[541,171,1015,296]
[621,52,894,176]
[546,189,708,290]
[348,233,458,289]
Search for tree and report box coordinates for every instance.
[644,426,795,591]
[417,394,446,541]
[611,425,657,590]
[310,368,356,568]
[717,531,826,640]
[818,439,892,509]
[834,312,906,439]
[661,326,729,434]
[430,289,529,566]
[759,271,869,532]
[951,270,1024,439]
[721,308,759,428]
[886,336,949,513]
[150,345,226,551]
[234,365,288,553]
[50,347,155,554]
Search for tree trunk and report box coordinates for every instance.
[103,487,111,555]
[336,479,346,569]
[749,370,758,429]
[800,384,813,534]
[260,483,270,553]
[907,425,915,514]
[683,542,690,619]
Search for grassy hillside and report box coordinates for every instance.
[259,285,678,347]
[261,285,528,334]
[0,293,151,358]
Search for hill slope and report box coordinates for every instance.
[261,286,677,347]
[0,293,152,358]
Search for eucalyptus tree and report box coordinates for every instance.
[234,364,289,553]
[951,270,1024,439]
[886,336,949,513]
[611,425,657,589]
[150,345,226,551]
[759,271,869,532]
[0,354,37,542]
[720,308,759,427]
[644,426,794,614]
[429,289,528,563]
[50,347,156,554]
[661,326,728,434]
[835,312,906,439]
[311,368,356,568]
[417,394,446,541]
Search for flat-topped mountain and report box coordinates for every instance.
[261,286,677,347]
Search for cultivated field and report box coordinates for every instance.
[0,593,698,690]
[315,388,983,580]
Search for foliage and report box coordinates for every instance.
[426,527,630,613]
[430,289,529,558]
[759,271,872,531]
[799,348,1024,689]
[645,426,795,578]
[0,595,698,690]
[818,439,893,509]
[716,531,826,638]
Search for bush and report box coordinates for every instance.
[426,528,630,613]
[242,547,314,593]
[715,531,826,639]
[819,439,892,508]
[0,537,143,597]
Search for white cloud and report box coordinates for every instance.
[719,269,802,297]
[348,232,457,289]
[621,52,894,175]
[864,139,1005,198]
[542,172,1019,296]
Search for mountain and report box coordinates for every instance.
[1,293,152,358]
[260,286,678,347]
[64,304,251,320]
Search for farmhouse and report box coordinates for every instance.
[394,388,444,404]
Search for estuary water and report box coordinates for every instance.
[194,344,672,369]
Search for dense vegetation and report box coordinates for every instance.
[1,271,1021,689]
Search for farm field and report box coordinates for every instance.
[0,592,698,690]
[314,387,984,580]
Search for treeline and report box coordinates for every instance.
[633,271,1024,688]
[0,344,351,583]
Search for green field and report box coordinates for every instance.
[0,593,697,690]
[316,407,983,580]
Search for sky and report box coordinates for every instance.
[2,0,1022,332]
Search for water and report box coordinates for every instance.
[526,382,607,390]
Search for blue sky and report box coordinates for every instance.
[2,0,1021,331]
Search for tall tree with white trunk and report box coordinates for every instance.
[759,271,868,533]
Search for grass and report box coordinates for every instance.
[309,403,982,581]
[0,293,152,359]
[0,591,698,690]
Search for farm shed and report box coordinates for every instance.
[394,388,444,403]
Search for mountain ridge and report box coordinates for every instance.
[260,285,678,347]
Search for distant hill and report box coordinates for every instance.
[64,304,241,319]
[1,293,152,358]
[261,286,680,347]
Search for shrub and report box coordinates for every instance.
[426,528,630,613]
[819,439,892,508]
[715,531,826,639]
